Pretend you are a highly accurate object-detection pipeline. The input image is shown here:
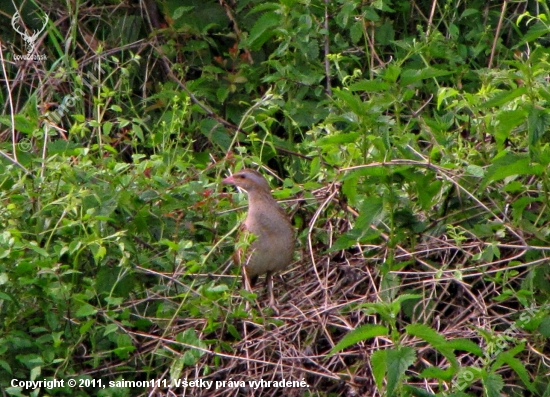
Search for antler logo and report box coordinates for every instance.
[11,11,49,55]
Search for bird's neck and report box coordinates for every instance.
[244,188,290,236]
[247,189,277,212]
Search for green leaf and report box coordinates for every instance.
[466,165,484,178]
[386,347,416,397]
[437,87,459,109]
[393,294,423,306]
[491,344,536,392]
[371,349,387,391]
[132,124,144,141]
[329,196,384,251]
[246,12,281,50]
[406,323,447,346]
[375,20,394,45]
[170,356,185,382]
[27,241,50,258]
[406,323,458,369]
[419,366,454,381]
[0,359,12,374]
[482,372,504,397]
[30,366,41,381]
[482,152,542,188]
[355,197,384,230]
[447,339,484,356]
[382,64,401,83]
[317,132,361,146]
[539,316,550,337]
[349,80,390,92]
[0,114,36,134]
[328,324,388,356]
[494,109,526,148]
[79,319,95,334]
[172,6,194,20]
[350,22,363,44]
[521,21,550,44]
[336,2,356,28]
[527,105,550,147]
[400,67,452,86]
[75,303,97,317]
[342,173,358,206]
[460,8,479,19]
[103,324,119,336]
[332,88,367,115]
[480,87,528,108]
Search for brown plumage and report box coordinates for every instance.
[223,168,295,307]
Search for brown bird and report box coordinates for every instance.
[222,168,295,308]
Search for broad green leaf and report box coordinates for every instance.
[527,105,550,147]
[539,316,550,337]
[521,21,550,44]
[393,294,423,306]
[387,347,416,397]
[350,22,363,44]
[480,87,528,108]
[317,132,361,146]
[0,359,12,374]
[490,344,536,392]
[332,88,367,116]
[335,2,356,28]
[494,109,526,147]
[30,366,41,381]
[246,12,280,50]
[371,349,387,391]
[341,173,358,206]
[172,6,194,20]
[76,303,97,317]
[482,372,504,397]
[406,323,447,346]
[437,87,459,109]
[400,67,452,86]
[419,366,454,381]
[328,324,388,356]
[481,152,543,187]
[382,64,401,83]
[0,114,36,134]
[79,319,95,334]
[466,165,484,178]
[170,356,185,383]
[460,8,479,19]
[447,339,484,356]
[329,196,384,250]
[349,80,390,92]
[375,21,394,45]
[406,323,458,369]
[364,7,380,22]
[495,350,536,392]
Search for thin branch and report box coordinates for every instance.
[0,40,33,176]
[489,0,508,68]
[323,0,331,95]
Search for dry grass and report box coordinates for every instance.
[113,187,548,397]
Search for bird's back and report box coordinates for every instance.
[244,196,294,278]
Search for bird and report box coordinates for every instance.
[222,168,295,309]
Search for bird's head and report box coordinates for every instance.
[222,169,271,193]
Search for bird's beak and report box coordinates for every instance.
[222,175,235,185]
